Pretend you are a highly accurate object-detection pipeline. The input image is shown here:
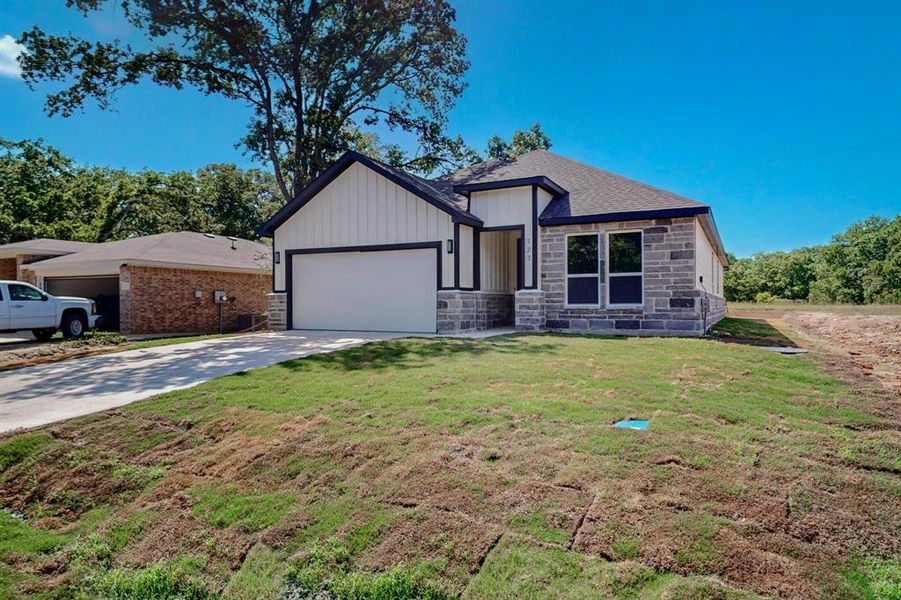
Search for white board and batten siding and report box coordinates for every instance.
[273,162,455,290]
[695,219,724,297]
[479,231,517,292]
[469,186,542,288]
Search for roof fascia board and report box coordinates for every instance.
[539,206,728,265]
[453,176,566,197]
[29,258,271,275]
[257,151,481,237]
[698,212,729,266]
[539,206,710,226]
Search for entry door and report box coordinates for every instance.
[291,248,437,333]
[7,283,56,329]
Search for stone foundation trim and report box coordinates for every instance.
[267,292,288,331]
[437,290,514,333]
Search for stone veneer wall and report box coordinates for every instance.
[436,290,514,333]
[267,292,287,331]
[700,291,727,332]
[119,265,269,334]
[540,217,724,336]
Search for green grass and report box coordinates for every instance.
[286,538,450,600]
[222,544,286,600]
[463,537,756,599]
[86,556,217,600]
[190,484,296,532]
[0,433,54,471]
[0,510,68,558]
[833,556,901,600]
[709,316,797,345]
[0,333,897,598]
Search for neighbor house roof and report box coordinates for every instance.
[257,151,481,236]
[0,238,97,259]
[27,232,271,275]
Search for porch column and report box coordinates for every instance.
[514,289,545,331]
[267,292,287,331]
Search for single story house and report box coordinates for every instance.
[23,232,271,334]
[258,149,728,336]
[0,238,98,284]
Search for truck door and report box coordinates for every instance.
[0,284,10,330]
[8,283,56,329]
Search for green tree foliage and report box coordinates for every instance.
[486,123,552,160]
[0,138,280,244]
[809,216,901,304]
[19,0,470,201]
[724,215,901,304]
[354,122,552,167]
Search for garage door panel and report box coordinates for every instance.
[292,249,436,333]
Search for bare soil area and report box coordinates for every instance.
[732,309,901,395]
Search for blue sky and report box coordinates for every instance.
[1,0,899,256]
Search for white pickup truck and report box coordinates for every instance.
[0,280,100,341]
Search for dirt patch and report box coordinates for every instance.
[733,309,901,395]
[784,312,901,392]
[358,506,502,587]
[0,334,129,371]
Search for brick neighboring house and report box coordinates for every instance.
[0,239,98,284]
[25,232,271,334]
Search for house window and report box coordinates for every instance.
[608,231,643,306]
[566,234,599,305]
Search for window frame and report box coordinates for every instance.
[564,232,601,307]
[606,230,644,308]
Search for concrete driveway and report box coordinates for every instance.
[0,330,399,434]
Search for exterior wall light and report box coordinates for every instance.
[447,239,454,254]
[274,251,281,264]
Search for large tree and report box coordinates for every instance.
[19,0,470,203]
[0,137,281,244]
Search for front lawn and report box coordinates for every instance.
[0,333,898,598]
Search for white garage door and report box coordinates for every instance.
[292,248,437,333]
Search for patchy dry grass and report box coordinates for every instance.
[0,332,898,598]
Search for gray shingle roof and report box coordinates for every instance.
[28,232,271,273]
[0,238,97,257]
[437,149,707,220]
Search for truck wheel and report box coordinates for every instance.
[61,313,86,340]
[32,329,55,342]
